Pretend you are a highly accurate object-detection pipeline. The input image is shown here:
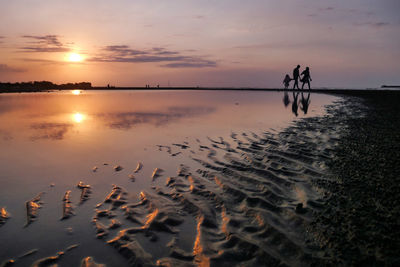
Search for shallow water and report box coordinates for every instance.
[0,90,338,266]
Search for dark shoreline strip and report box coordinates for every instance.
[1,87,399,94]
[311,91,400,265]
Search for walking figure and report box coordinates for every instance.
[283,74,291,89]
[293,65,301,90]
[301,67,312,90]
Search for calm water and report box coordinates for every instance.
[0,90,338,266]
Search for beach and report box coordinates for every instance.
[0,90,399,266]
[310,91,400,266]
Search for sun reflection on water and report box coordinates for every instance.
[73,112,85,123]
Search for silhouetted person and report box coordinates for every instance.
[300,92,311,114]
[291,92,299,116]
[283,91,290,107]
[293,65,301,90]
[301,67,312,90]
[283,74,291,89]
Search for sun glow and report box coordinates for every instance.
[68,53,83,62]
[73,112,85,123]
[72,90,81,95]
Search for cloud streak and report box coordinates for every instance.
[355,22,390,28]
[89,45,217,68]
[0,64,26,73]
[20,35,70,52]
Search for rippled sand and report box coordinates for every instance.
[1,91,362,266]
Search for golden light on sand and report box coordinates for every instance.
[73,112,85,123]
[72,90,81,95]
[68,53,83,62]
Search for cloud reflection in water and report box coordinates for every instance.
[30,122,73,140]
[97,106,216,130]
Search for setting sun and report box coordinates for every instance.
[68,53,83,62]
[72,90,81,95]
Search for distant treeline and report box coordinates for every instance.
[0,81,92,92]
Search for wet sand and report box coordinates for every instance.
[309,91,400,266]
[1,90,399,266]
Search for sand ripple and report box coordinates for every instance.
[82,99,363,266]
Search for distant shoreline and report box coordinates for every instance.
[1,87,399,96]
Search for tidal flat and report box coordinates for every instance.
[0,90,398,266]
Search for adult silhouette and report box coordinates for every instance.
[293,65,301,90]
[300,92,311,114]
[301,67,312,90]
[291,91,299,116]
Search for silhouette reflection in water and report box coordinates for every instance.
[283,91,291,107]
[285,91,312,116]
[291,92,299,116]
[300,92,311,114]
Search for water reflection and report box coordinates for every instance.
[300,92,311,115]
[72,90,82,95]
[283,91,291,107]
[97,106,216,130]
[30,122,73,140]
[73,112,85,123]
[292,92,299,117]
[284,91,312,116]
[0,91,326,146]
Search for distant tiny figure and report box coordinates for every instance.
[293,65,301,90]
[301,67,312,90]
[292,92,299,116]
[300,92,311,114]
[283,74,291,89]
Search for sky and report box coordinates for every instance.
[0,0,399,88]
